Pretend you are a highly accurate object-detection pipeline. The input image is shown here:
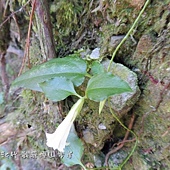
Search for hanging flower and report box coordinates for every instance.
[46,97,84,152]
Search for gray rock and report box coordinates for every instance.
[109,35,125,48]
[89,48,100,59]
[93,152,105,168]
[108,150,128,169]
[102,59,141,114]
[82,128,95,146]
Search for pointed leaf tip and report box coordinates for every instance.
[62,126,84,168]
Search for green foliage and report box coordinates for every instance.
[40,77,80,102]
[91,61,105,75]
[11,55,132,168]
[86,72,132,102]
[62,126,86,169]
[12,55,131,103]
[9,0,150,168]
[12,55,87,91]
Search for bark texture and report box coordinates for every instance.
[34,0,56,60]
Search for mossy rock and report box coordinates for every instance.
[77,59,140,163]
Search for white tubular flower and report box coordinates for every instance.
[46,97,84,152]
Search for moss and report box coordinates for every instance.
[29,34,43,65]
[51,0,82,36]
[77,100,116,151]
[50,0,84,54]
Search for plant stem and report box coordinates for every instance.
[107,0,150,72]
[80,163,88,170]
[85,73,92,78]
[108,98,138,169]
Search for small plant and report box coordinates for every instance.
[11,0,150,168]
[11,54,132,169]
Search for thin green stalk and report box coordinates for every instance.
[80,163,88,170]
[107,0,150,72]
[85,73,92,78]
[75,93,83,99]
[108,99,138,169]
[120,136,138,169]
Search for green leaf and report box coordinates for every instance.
[39,77,80,102]
[86,72,132,102]
[91,61,105,75]
[11,55,87,91]
[62,126,85,169]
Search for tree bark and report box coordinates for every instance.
[34,0,56,60]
